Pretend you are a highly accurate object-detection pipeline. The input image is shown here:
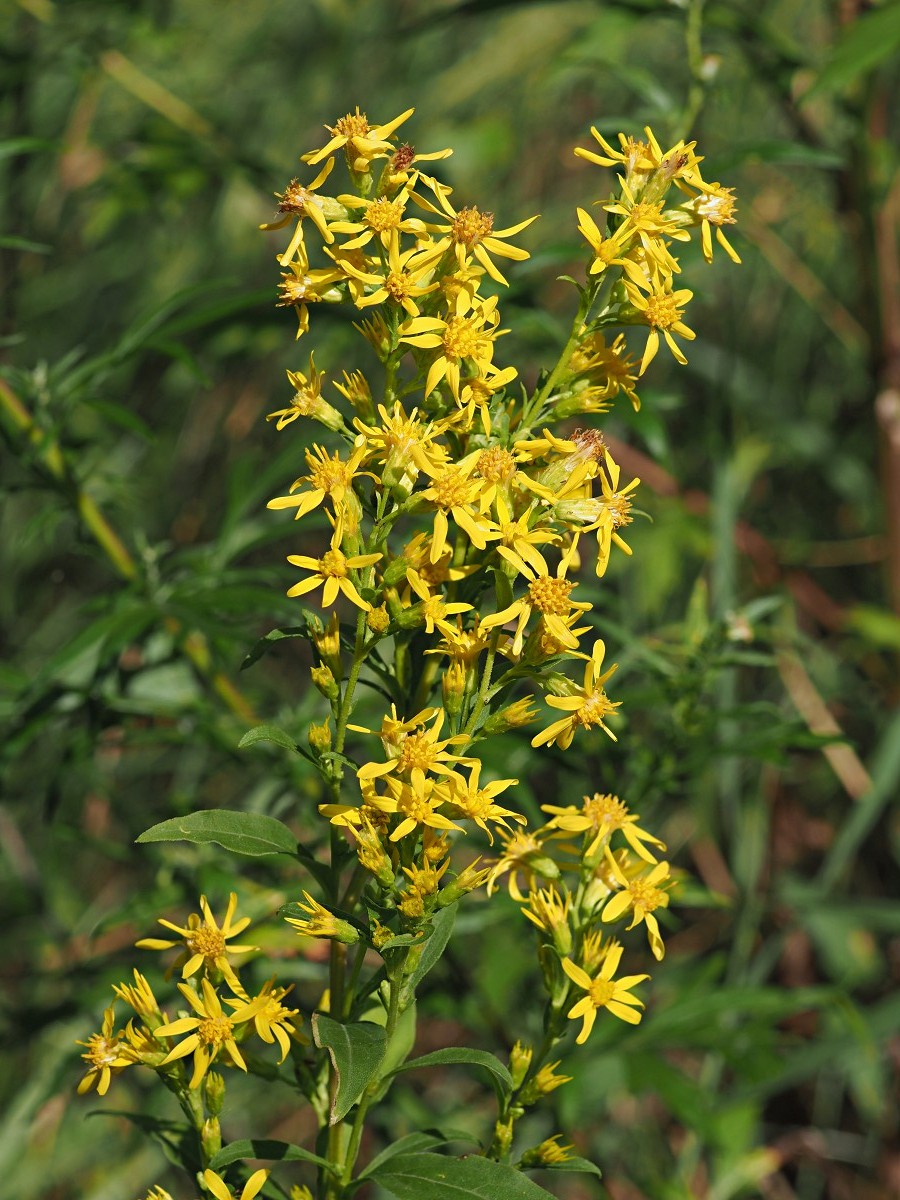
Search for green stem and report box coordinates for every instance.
[340,972,404,1188]
[521,278,602,429]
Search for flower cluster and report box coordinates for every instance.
[78,902,303,1113]
[78,106,738,1197]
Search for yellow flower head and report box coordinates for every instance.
[562,944,649,1042]
[136,893,257,990]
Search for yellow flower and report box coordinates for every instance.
[156,979,264,1089]
[418,457,490,560]
[357,707,474,797]
[136,893,256,990]
[267,354,340,431]
[371,774,465,843]
[593,453,640,578]
[285,891,361,943]
[442,760,524,843]
[113,969,162,1025]
[522,885,572,955]
[565,332,641,412]
[303,106,415,171]
[562,944,649,1041]
[574,127,656,187]
[286,525,381,611]
[601,851,673,960]
[225,979,303,1062]
[275,241,344,339]
[622,272,696,373]
[520,1134,574,1166]
[681,178,741,264]
[532,639,621,750]
[336,239,440,318]
[477,493,559,571]
[329,187,428,251]
[353,402,449,496]
[575,208,648,286]
[204,1168,270,1200]
[485,828,560,901]
[542,792,665,864]
[399,293,505,401]
[481,544,588,656]
[267,439,372,522]
[378,141,453,192]
[407,569,474,634]
[459,366,518,432]
[414,175,538,285]
[260,157,337,264]
[77,1006,137,1095]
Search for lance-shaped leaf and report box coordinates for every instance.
[312,1013,387,1123]
[210,1139,332,1173]
[369,1151,557,1199]
[388,1047,513,1102]
[137,809,297,857]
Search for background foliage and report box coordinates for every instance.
[2,0,899,1197]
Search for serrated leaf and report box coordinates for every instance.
[312,1013,387,1123]
[370,1151,557,1199]
[238,724,300,753]
[136,809,297,857]
[210,1138,331,1172]
[390,1047,512,1100]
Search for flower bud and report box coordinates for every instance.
[442,660,467,716]
[308,719,333,754]
[491,1117,515,1158]
[200,1116,222,1161]
[520,1135,573,1167]
[203,1071,226,1116]
[310,665,339,701]
[509,1041,533,1090]
[367,604,391,634]
[482,697,539,735]
[313,612,342,677]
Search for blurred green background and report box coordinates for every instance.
[2,0,899,1197]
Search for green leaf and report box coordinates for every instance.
[241,626,310,671]
[136,809,298,857]
[390,1048,513,1100]
[0,137,56,160]
[238,724,301,753]
[312,1013,387,1123]
[370,1152,557,1199]
[533,1155,602,1177]
[0,235,52,254]
[405,903,456,990]
[209,1138,331,1172]
[804,4,900,98]
[359,1130,482,1182]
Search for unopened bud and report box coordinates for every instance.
[200,1116,222,1160]
[442,660,467,716]
[482,697,539,735]
[367,604,391,634]
[308,720,332,754]
[313,613,342,677]
[491,1117,515,1158]
[509,1041,533,1090]
[310,665,339,700]
[520,1135,573,1167]
[203,1071,226,1117]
